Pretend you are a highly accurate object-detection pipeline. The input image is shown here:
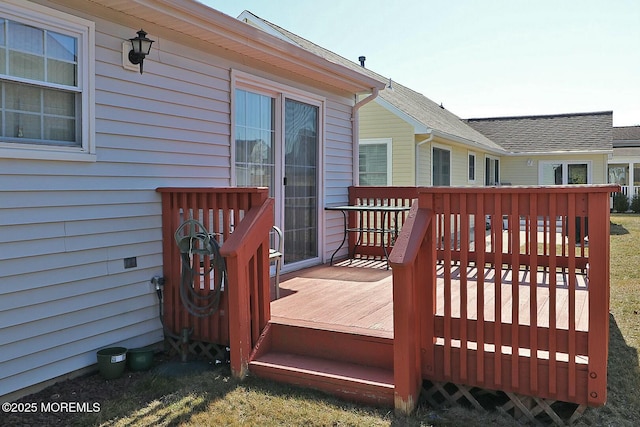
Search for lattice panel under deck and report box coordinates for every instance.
[423,380,587,426]
[165,336,228,362]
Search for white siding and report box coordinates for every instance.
[323,97,357,261]
[0,2,357,399]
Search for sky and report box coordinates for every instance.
[202,0,639,126]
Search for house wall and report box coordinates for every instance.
[419,136,494,187]
[0,0,357,399]
[501,154,609,185]
[359,101,415,185]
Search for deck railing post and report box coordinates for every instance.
[219,196,274,379]
[586,191,610,405]
[225,254,251,378]
[389,202,432,415]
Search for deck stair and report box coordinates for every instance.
[248,318,395,407]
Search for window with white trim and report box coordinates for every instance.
[468,151,476,183]
[540,161,591,185]
[485,155,500,185]
[359,138,391,185]
[433,145,451,186]
[0,1,94,160]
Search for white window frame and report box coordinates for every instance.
[468,151,476,183]
[538,160,592,185]
[432,143,451,186]
[485,154,500,186]
[231,69,326,271]
[0,0,95,161]
[359,137,392,186]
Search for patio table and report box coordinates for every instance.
[325,204,410,269]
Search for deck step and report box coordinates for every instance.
[268,319,393,369]
[248,320,395,406]
[250,352,394,407]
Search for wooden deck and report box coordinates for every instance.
[271,260,588,338]
[271,259,393,337]
[159,185,615,419]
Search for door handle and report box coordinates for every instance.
[283,177,287,186]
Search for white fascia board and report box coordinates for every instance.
[505,150,613,156]
[430,129,507,156]
[374,96,430,134]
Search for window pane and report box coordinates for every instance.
[541,163,563,185]
[47,59,76,85]
[8,21,43,54]
[9,51,44,80]
[246,91,262,128]
[0,20,5,46]
[433,147,450,186]
[44,116,75,141]
[568,164,587,184]
[0,47,5,74]
[6,112,41,139]
[6,83,41,112]
[47,32,77,61]
[359,143,387,185]
[468,154,475,180]
[43,89,75,116]
[608,165,628,185]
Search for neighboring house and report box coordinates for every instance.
[238,11,613,188]
[0,0,385,400]
[358,82,506,186]
[239,10,506,187]
[607,125,640,202]
[467,112,613,185]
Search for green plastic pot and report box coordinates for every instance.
[96,347,127,379]
[127,347,155,371]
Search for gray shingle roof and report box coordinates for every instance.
[613,126,640,144]
[240,11,503,153]
[465,112,613,154]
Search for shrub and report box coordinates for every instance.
[613,192,630,213]
[631,194,640,213]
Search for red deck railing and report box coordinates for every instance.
[390,185,618,413]
[157,187,273,377]
[347,186,418,258]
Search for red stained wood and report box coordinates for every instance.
[157,187,272,378]
[272,262,394,336]
[408,185,616,408]
[160,185,615,412]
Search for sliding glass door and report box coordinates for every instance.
[235,88,320,267]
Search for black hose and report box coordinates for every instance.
[179,232,227,317]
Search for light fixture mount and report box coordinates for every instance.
[128,29,154,74]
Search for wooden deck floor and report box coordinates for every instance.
[272,259,394,337]
[271,259,589,336]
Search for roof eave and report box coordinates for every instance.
[505,149,613,156]
[86,0,386,93]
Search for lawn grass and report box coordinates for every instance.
[35,215,640,426]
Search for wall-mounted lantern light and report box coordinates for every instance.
[128,29,154,74]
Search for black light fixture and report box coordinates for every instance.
[128,29,154,74]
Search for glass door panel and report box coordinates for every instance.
[234,89,275,191]
[284,99,318,264]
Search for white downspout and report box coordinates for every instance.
[415,133,434,186]
[352,87,379,185]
